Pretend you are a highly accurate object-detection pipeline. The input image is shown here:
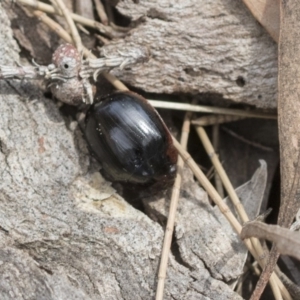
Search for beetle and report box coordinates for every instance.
[83,91,178,187]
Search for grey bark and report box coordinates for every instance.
[106,0,277,108]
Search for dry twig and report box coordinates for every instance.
[212,125,224,198]
[148,100,277,119]
[16,0,120,37]
[156,111,193,300]
[51,0,82,52]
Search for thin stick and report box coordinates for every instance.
[206,165,215,181]
[77,24,90,35]
[17,0,118,37]
[148,100,277,119]
[156,111,193,300]
[93,0,108,25]
[172,138,288,300]
[51,0,82,52]
[212,125,224,198]
[173,137,242,233]
[194,127,289,300]
[33,10,72,43]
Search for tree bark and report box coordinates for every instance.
[107,0,278,108]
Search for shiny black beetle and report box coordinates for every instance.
[83,91,178,187]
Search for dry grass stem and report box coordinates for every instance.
[32,11,92,57]
[17,0,117,37]
[212,125,224,198]
[192,115,245,126]
[156,111,193,300]
[194,126,289,300]
[77,24,90,35]
[93,0,108,25]
[51,0,83,52]
[196,126,259,223]
[33,10,72,43]
[173,137,241,232]
[251,261,261,277]
[205,165,215,181]
[148,100,277,119]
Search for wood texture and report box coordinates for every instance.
[0,6,245,299]
[106,0,278,108]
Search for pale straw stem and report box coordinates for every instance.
[156,111,193,300]
[93,0,108,25]
[17,0,114,36]
[51,0,83,52]
[149,100,277,119]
